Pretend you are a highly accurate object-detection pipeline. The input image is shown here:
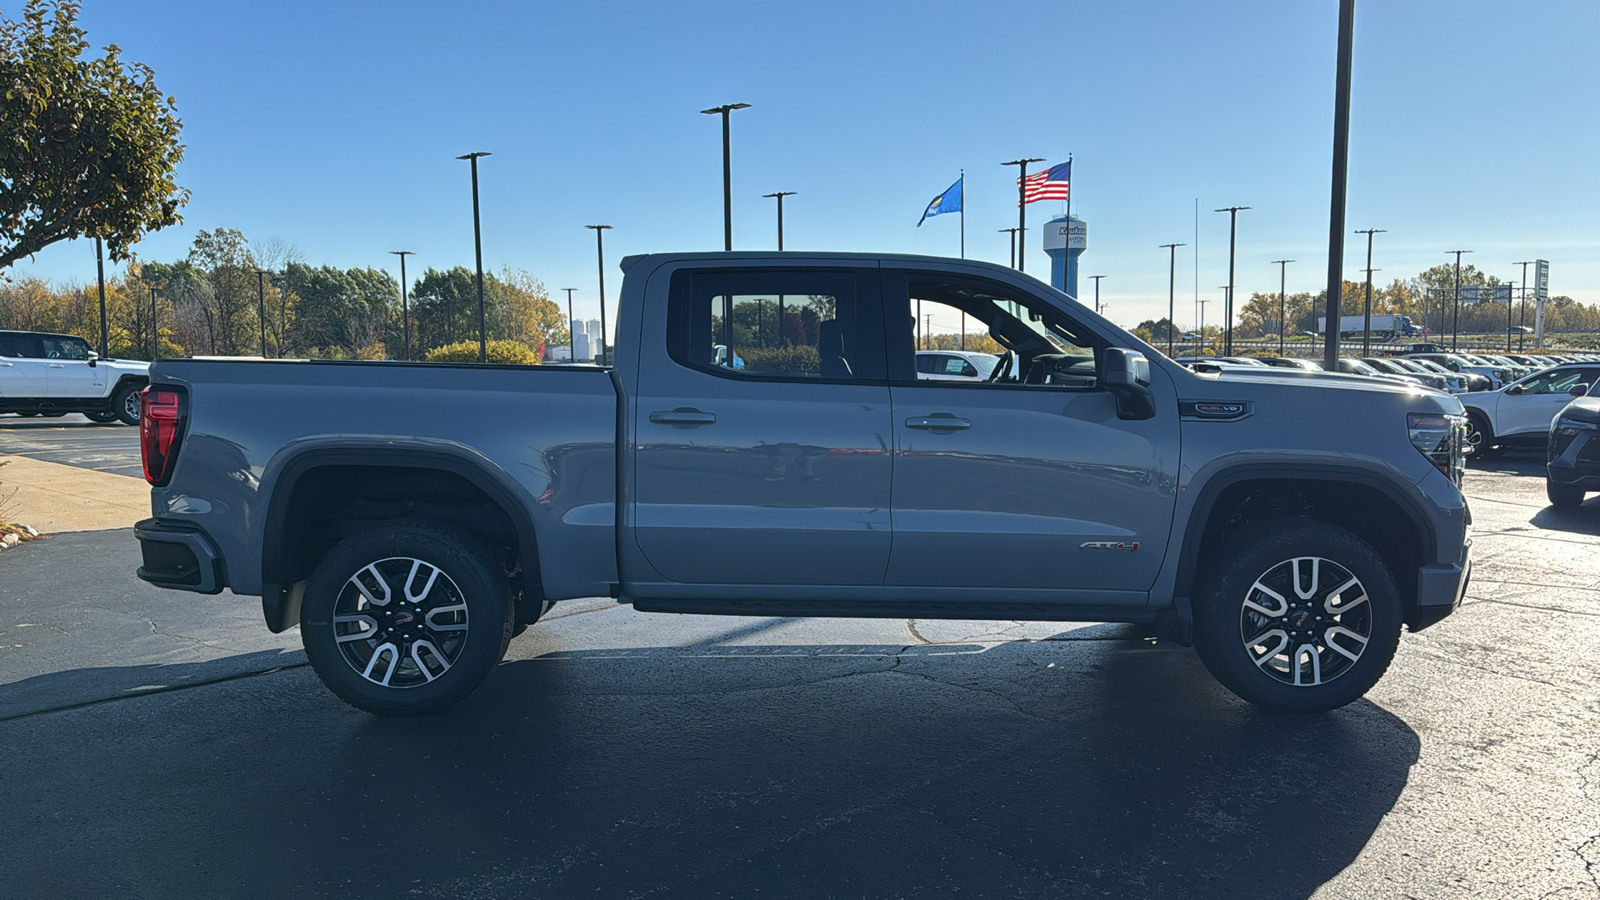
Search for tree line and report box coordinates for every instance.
[0,227,569,362]
[1136,262,1599,346]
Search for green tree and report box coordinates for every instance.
[0,0,188,268]
[410,266,501,355]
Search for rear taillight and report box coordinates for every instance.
[140,386,187,486]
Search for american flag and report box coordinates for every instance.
[1018,161,1070,204]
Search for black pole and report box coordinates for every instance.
[701,104,749,251]
[1355,229,1384,355]
[1447,249,1471,351]
[1272,259,1294,356]
[391,251,413,360]
[763,192,795,251]
[563,288,577,362]
[1090,274,1105,314]
[1322,0,1356,371]
[1002,158,1044,273]
[1216,206,1249,356]
[1161,244,1184,356]
[94,237,108,357]
[586,225,613,365]
[1515,260,1532,352]
[255,269,268,357]
[457,152,492,362]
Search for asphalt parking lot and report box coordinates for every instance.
[0,413,142,477]
[1,419,1598,899]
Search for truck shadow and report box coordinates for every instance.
[0,633,1419,899]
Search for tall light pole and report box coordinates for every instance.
[1215,206,1250,355]
[586,225,613,365]
[390,251,414,360]
[1514,260,1533,351]
[1198,298,1209,345]
[701,103,751,250]
[562,288,577,362]
[998,227,1020,269]
[1354,228,1385,355]
[1322,0,1356,370]
[1001,157,1045,273]
[1090,274,1106,314]
[762,191,796,250]
[1160,243,1185,357]
[1271,259,1295,355]
[150,286,161,360]
[255,269,269,357]
[1447,249,1472,351]
[94,237,108,357]
[456,151,492,362]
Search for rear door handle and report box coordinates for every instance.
[650,408,717,426]
[905,415,972,431]
[0,362,12,367]
[48,363,64,368]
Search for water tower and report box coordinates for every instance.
[1043,215,1087,299]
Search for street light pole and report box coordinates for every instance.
[1354,229,1385,356]
[255,269,269,357]
[94,237,108,357]
[701,103,751,251]
[1323,0,1356,371]
[456,151,492,362]
[585,225,613,365]
[1090,275,1106,314]
[762,191,796,250]
[1271,259,1295,355]
[1001,158,1045,273]
[1514,260,1533,352]
[998,227,1020,269]
[562,288,577,362]
[1160,244,1185,357]
[1447,249,1472,351]
[390,251,414,360]
[1215,206,1250,355]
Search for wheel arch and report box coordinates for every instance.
[1174,466,1438,629]
[259,446,543,633]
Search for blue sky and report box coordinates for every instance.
[14,0,1600,333]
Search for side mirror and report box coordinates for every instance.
[86,351,98,368]
[1570,384,1589,398]
[1103,348,1155,420]
[1506,384,1521,395]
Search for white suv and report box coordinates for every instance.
[0,331,150,425]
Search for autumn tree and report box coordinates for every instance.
[0,0,188,268]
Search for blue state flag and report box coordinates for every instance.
[917,175,963,226]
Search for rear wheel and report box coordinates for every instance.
[1547,479,1586,508]
[112,382,143,425]
[300,523,515,716]
[1193,520,1402,713]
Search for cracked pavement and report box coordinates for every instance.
[1,456,1598,898]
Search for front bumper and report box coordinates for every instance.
[134,518,226,594]
[1548,422,1600,492]
[1411,551,1470,632]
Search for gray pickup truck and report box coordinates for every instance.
[133,252,1471,716]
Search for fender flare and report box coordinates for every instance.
[1171,463,1439,604]
[258,443,542,632]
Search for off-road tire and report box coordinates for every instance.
[301,523,515,716]
[111,381,143,425]
[1193,519,1403,713]
[1547,479,1586,509]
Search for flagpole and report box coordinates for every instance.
[1065,154,1073,296]
[959,169,965,259]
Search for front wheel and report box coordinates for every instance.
[112,382,143,425]
[300,523,515,716]
[1192,520,1402,713]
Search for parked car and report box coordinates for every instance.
[1259,357,1325,371]
[0,330,149,424]
[915,350,1001,381]
[1364,357,1453,392]
[1547,381,1600,507]
[1387,357,1468,393]
[1407,357,1489,392]
[1334,358,1428,389]
[133,251,1471,717]
[1406,352,1508,389]
[1460,362,1600,456]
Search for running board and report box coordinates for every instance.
[626,596,1162,626]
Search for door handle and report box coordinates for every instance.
[649,408,717,426]
[0,362,11,367]
[48,363,64,368]
[905,415,971,431]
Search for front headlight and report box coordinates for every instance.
[1409,412,1466,485]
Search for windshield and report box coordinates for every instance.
[1342,359,1380,376]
